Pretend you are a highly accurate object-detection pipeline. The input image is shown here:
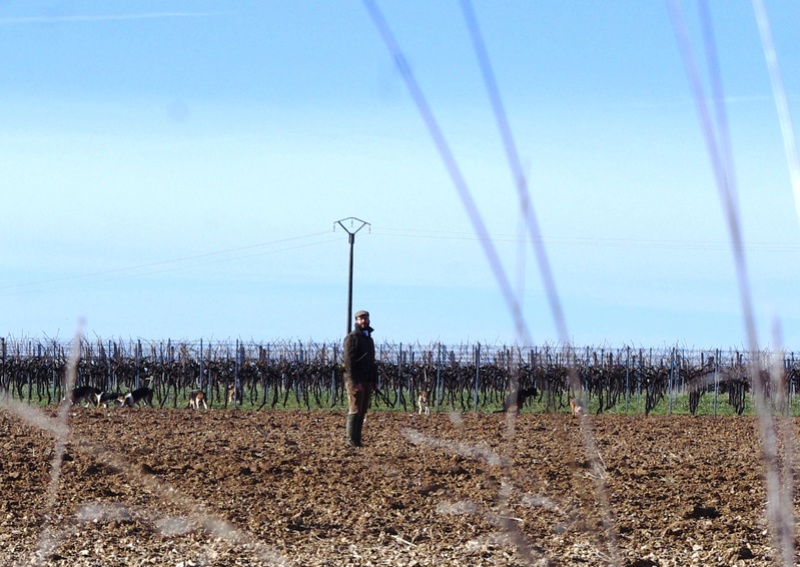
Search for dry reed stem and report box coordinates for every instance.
[670,2,798,564]
[365,3,624,562]
[33,326,83,566]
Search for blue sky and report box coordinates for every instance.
[2,1,800,349]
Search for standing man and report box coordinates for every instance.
[343,310,376,448]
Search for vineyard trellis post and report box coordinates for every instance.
[409,347,415,412]
[168,339,174,407]
[208,341,216,407]
[474,343,480,413]
[668,347,674,415]
[51,339,57,400]
[788,352,792,413]
[528,348,535,409]
[330,344,338,407]
[639,349,647,408]
[28,342,35,404]
[713,349,720,417]
[106,340,112,394]
[240,342,246,406]
[791,352,795,413]
[625,346,630,413]
[135,340,142,391]
[398,343,404,411]
[260,343,270,409]
[200,338,205,404]
[545,347,552,412]
[435,342,442,414]
[234,339,241,409]
[1,337,5,401]
[159,339,172,407]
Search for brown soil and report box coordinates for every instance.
[0,407,791,566]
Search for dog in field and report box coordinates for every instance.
[95,391,123,408]
[227,383,242,406]
[569,397,585,416]
[63,386,100,408]
[495,387,538,414]
[188,390,208,410]
[417,390,431,415]
[121,387,153,408]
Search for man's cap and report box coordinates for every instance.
[354,310,369,318]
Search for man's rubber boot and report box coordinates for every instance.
[353,414,364,447]
[346,413,359,448]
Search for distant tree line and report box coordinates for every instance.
[1,337,798,415]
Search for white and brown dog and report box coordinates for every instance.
[569,397,585,416]
[417,390,431,415]
[188,390,208,410]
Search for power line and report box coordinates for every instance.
[2,231,337,297]
[371,226,799,252]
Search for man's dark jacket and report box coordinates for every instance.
[343,326,376,387]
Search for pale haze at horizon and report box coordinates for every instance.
[2,1,800,350]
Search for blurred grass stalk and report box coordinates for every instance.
[670,0,798,564]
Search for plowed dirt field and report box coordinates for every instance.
[0,406,790,566]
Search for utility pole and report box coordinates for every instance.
[334,217,371,334]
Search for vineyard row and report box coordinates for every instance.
[2,337,799,415]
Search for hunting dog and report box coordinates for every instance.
[417,390,431,415]
[227,383,242,406]
[495,387,538,414]
[63,386,100,407]
[570,397,586,416]
[121,387,153,408]
[95,391,123,408]
[188,390,208,410]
